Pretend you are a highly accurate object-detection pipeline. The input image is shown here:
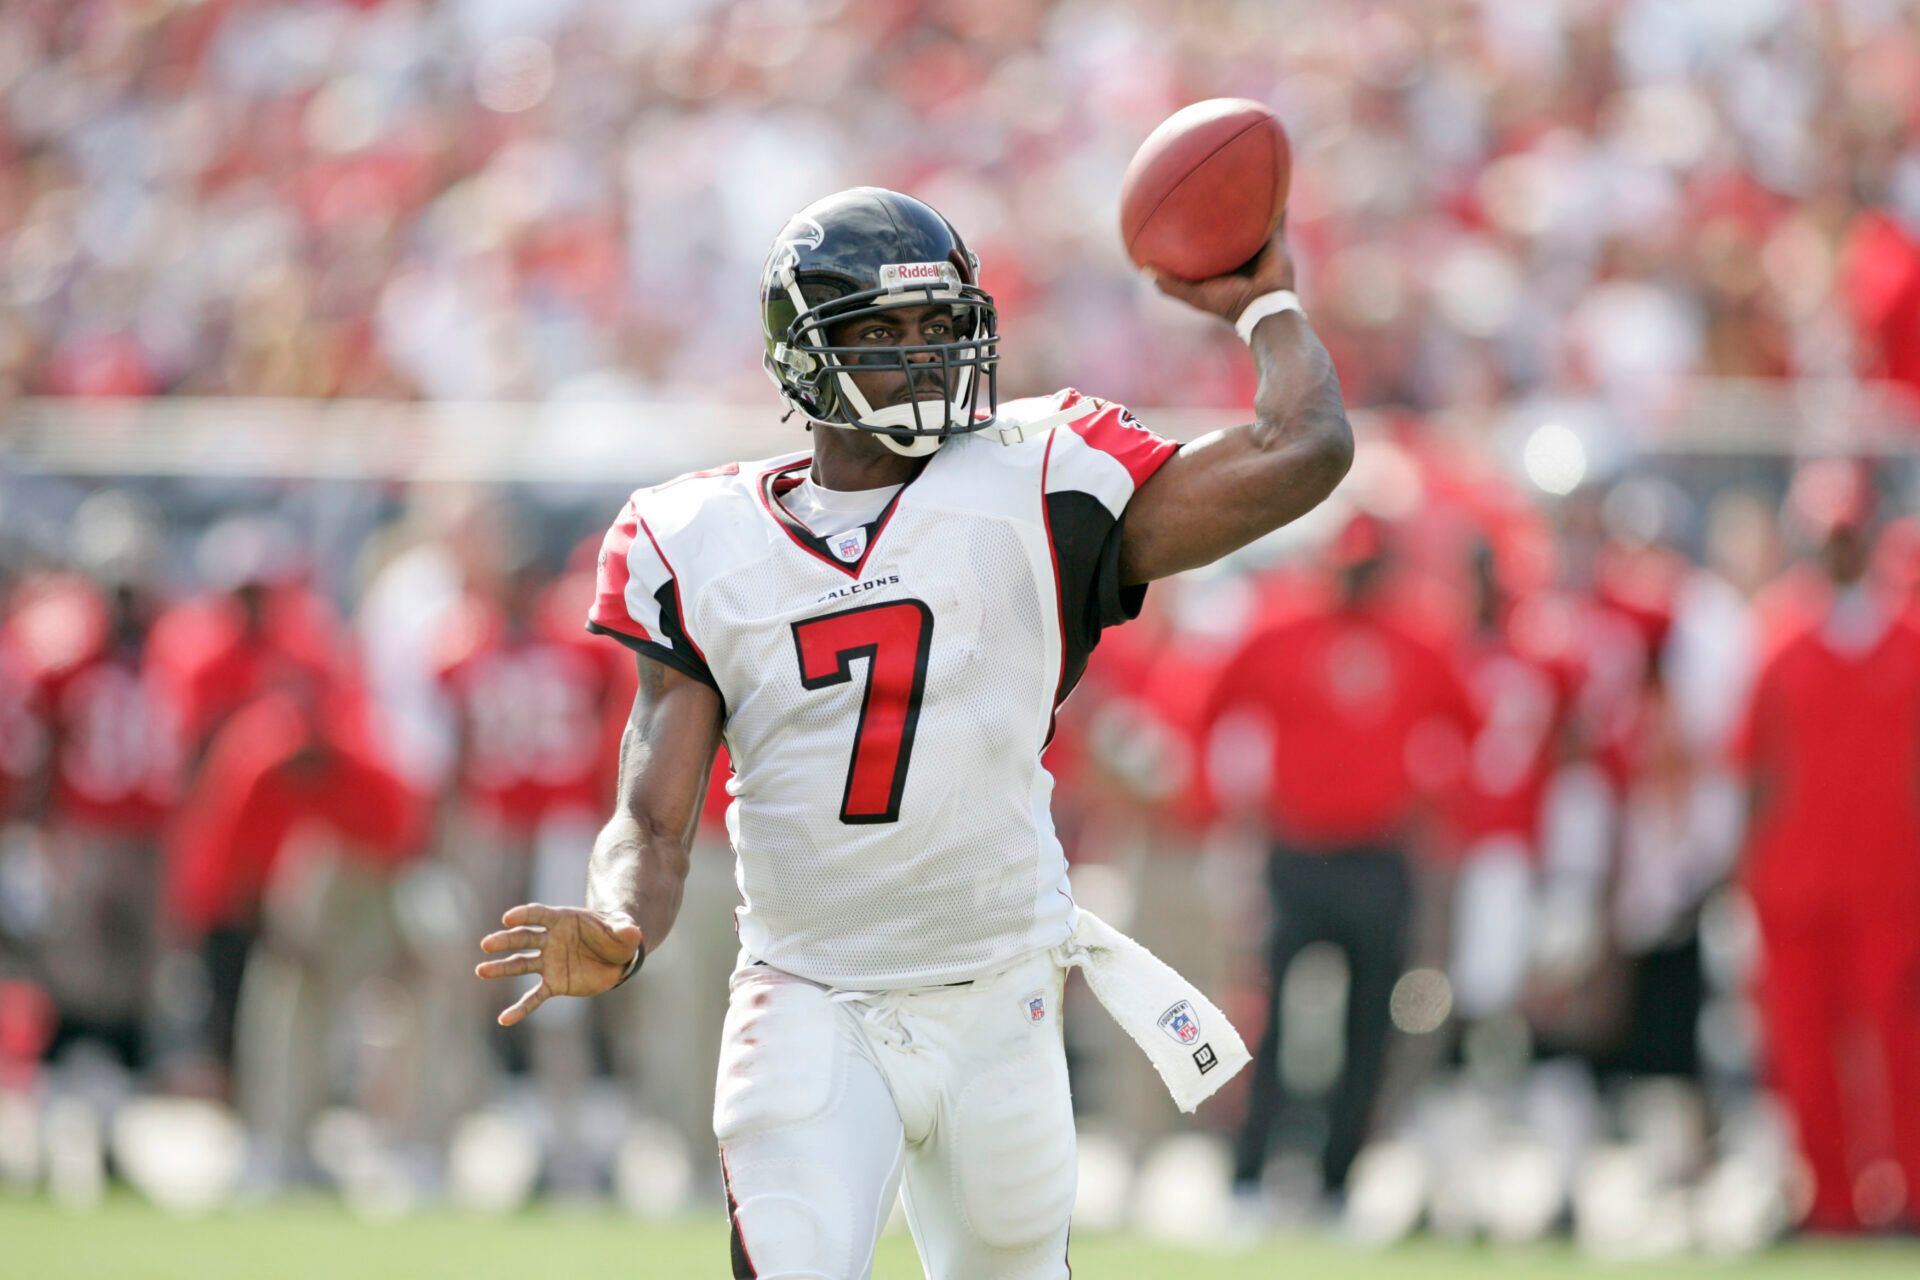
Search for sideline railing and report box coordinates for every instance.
[0,380,1914,484]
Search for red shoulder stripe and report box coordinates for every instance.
[1064,392,1179,489]
[587,498,649,642]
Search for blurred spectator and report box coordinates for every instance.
[431,551,618,1191]
[1595,491,1774,1086]
[1580,483,1732,1086]
[434,553,612,895]
[1733,464,1920,1232]
[147,517,341,758]
[2,491,179,1066]
[1442,544,1568,1027]
[163,673,422,1077]
[1208,515,1475,1207]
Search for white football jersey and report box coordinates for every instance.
[589,389,1179,988]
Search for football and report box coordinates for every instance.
[1119,98,1291,281]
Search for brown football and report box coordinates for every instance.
[1119,98,1291,281]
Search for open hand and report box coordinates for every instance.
[1147,224,1296,326]
[476,903,644,1026]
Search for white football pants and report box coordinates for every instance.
[714,948,1075,1279]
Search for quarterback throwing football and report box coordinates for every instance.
[477,187,1350,1278]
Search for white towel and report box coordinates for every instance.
[1054,909,1251,1113]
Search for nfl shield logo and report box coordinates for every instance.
[1157,1000,1201,1045]
[834,529,867,562]
[1023,992,1047,1024]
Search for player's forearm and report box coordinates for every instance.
[583,658,722,955]
[1245,309,1353,507]
[585,808,690,954]
[1117,313,1351,582]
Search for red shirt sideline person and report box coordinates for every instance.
[475,187,1352,1279]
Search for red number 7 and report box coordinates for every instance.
[791,600,934,824]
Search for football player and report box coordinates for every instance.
[477,187,1351,1277]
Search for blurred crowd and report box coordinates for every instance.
[0,482,740,1209]
[1053,441,1920,1248]
[3,0,1920,420]
[1,434,1918,1249]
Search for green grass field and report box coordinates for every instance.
[3,1196,1916,1279]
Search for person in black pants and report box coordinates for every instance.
[1233,844,1413,1197]
[1204,518,1473,1203]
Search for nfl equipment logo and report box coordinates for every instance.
[1157,1000,1201,1045]
[1023,992,1047,1024]
[834,529,867,562]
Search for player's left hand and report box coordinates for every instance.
[475,903,644,1026]
[1147,222,1297,326]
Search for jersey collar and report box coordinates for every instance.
[755,456,921,579]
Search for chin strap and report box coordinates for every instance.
[875,427,947,458]
[810,414,949,456]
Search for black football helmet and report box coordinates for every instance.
[760,187,999,456]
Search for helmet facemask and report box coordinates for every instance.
[766,262,1000,457]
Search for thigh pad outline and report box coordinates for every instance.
[713,970,843,1142]
[950,1051,1077,1251]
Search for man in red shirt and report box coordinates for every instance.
[7,565,180,1064]
[1207,515,1475,1204]
[1735,477,1920,1232]
[164,666,431,1185]
[146,518,340,760]
[164,672,424,1085]
[436,562,614,900]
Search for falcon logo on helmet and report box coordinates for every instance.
[760,187,1000,457]
[770,215,826,277]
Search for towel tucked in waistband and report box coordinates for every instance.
[1053,908,1250,1113]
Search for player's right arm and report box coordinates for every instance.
[1118,228,1353,583]
[476,652,723,1026]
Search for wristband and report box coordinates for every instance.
[1234,290,1304,345]
[610,939,646,989]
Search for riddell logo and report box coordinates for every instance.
[880,262,957,291]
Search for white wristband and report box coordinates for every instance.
[1234,290,1303,345]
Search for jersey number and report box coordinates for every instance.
[791,599,933,825]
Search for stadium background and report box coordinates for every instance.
[4,0,1920,1275]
